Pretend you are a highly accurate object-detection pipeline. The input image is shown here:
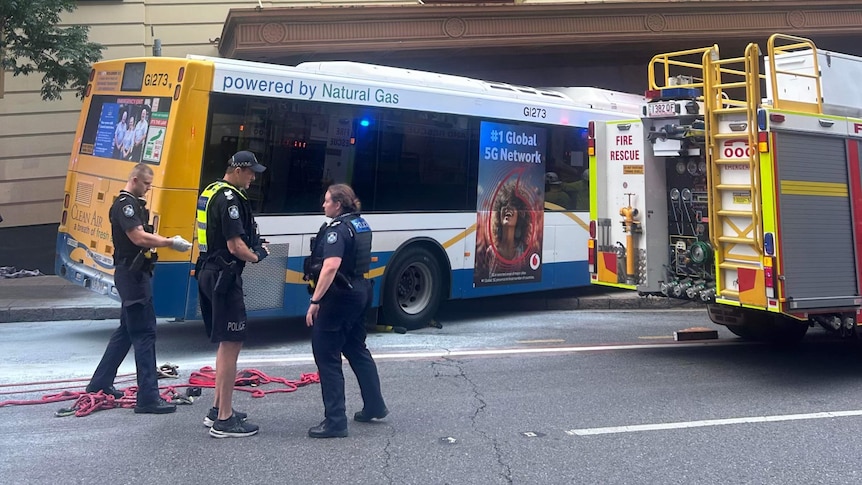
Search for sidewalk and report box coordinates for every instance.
[0,276,120,323]
[0,275,688,324]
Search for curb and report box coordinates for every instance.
[0,294,700,324]
[1,306,121,323]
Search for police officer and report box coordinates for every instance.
[87,163,192,414]
[305,183,388,438]
[196,151,268,438]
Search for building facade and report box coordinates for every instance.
[1,0,860,272]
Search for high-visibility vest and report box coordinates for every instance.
[195,181,247,253]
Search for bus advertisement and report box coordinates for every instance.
[56,55,638,330]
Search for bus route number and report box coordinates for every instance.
[523,106,547,119]
[144,73,170,87]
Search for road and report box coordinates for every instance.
[2,303,862,484]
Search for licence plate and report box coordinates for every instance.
[646,102,677,117]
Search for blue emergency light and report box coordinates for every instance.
[645,87,701,101]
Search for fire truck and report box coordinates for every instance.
[588,34,862,341]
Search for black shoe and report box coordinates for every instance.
[209,415,259,438]
[85,385,124,399]
[354,407,389,423]
[203,407,248,427]
[134,398,177,414]
[308,421,348,438]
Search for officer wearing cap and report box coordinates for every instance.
[304,183,387,438]
[87,163,192,414]
[196,150,269,438]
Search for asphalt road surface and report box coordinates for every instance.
[2,304,862,484]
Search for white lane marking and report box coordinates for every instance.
[224,340,746,368]
[516,339,566,344]
[566,410,862,436]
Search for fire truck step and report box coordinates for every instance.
[716,183,756,191]
[717,209,753,217]
[714,106,749,114]
[717,236,758,245]
[714,158,755,165]
[719,261,760,270]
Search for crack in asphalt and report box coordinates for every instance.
[435,356,514,484]
[382,432,395,485]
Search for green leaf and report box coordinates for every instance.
[0,0,104,100]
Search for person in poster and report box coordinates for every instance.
[485,178,535,273]
[113,108,128,159]
[130,105,151,162]
[474,121,546,287]
[121,115,136,160]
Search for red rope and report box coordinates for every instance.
[0,367,319,416]
[189,366,320,398]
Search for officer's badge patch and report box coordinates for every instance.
[326,232,338,244]
[228,205,240,219]
[224,190,234,201]
[122,205,135,218]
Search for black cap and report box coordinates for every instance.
[228,151,266,173]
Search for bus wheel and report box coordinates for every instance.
[382,246,444,331]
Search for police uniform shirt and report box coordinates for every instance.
[321,218,351,265]
[320,214,370,277]
[110,191,147,261]
[206,181,253,264]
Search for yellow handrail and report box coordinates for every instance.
[767,33,823,113]
[648,46,717,93]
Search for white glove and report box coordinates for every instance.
[170,235,192,252]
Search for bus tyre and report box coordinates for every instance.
[382,246,444,331]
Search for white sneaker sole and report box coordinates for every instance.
[208,427,258,438]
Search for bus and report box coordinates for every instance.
[56,55,639,330]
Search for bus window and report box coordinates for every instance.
[202,93,477,214]
[545,126,590,210]
[370,110,473,212]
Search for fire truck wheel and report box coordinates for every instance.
[724,324,758,340]
[769,316,809,344]
[725,315,808,343]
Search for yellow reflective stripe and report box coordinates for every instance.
[780,180,848,197]
[442,224,476,249]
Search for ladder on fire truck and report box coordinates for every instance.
[649,34,823,306]
[703,41,765,306]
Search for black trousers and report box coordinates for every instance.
[312,280,386,429]
[89,266,160,405]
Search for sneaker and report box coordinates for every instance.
[354,407,389,422]
[209,415,259,438]
[85,385,124,400]
[203,407,248,427]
